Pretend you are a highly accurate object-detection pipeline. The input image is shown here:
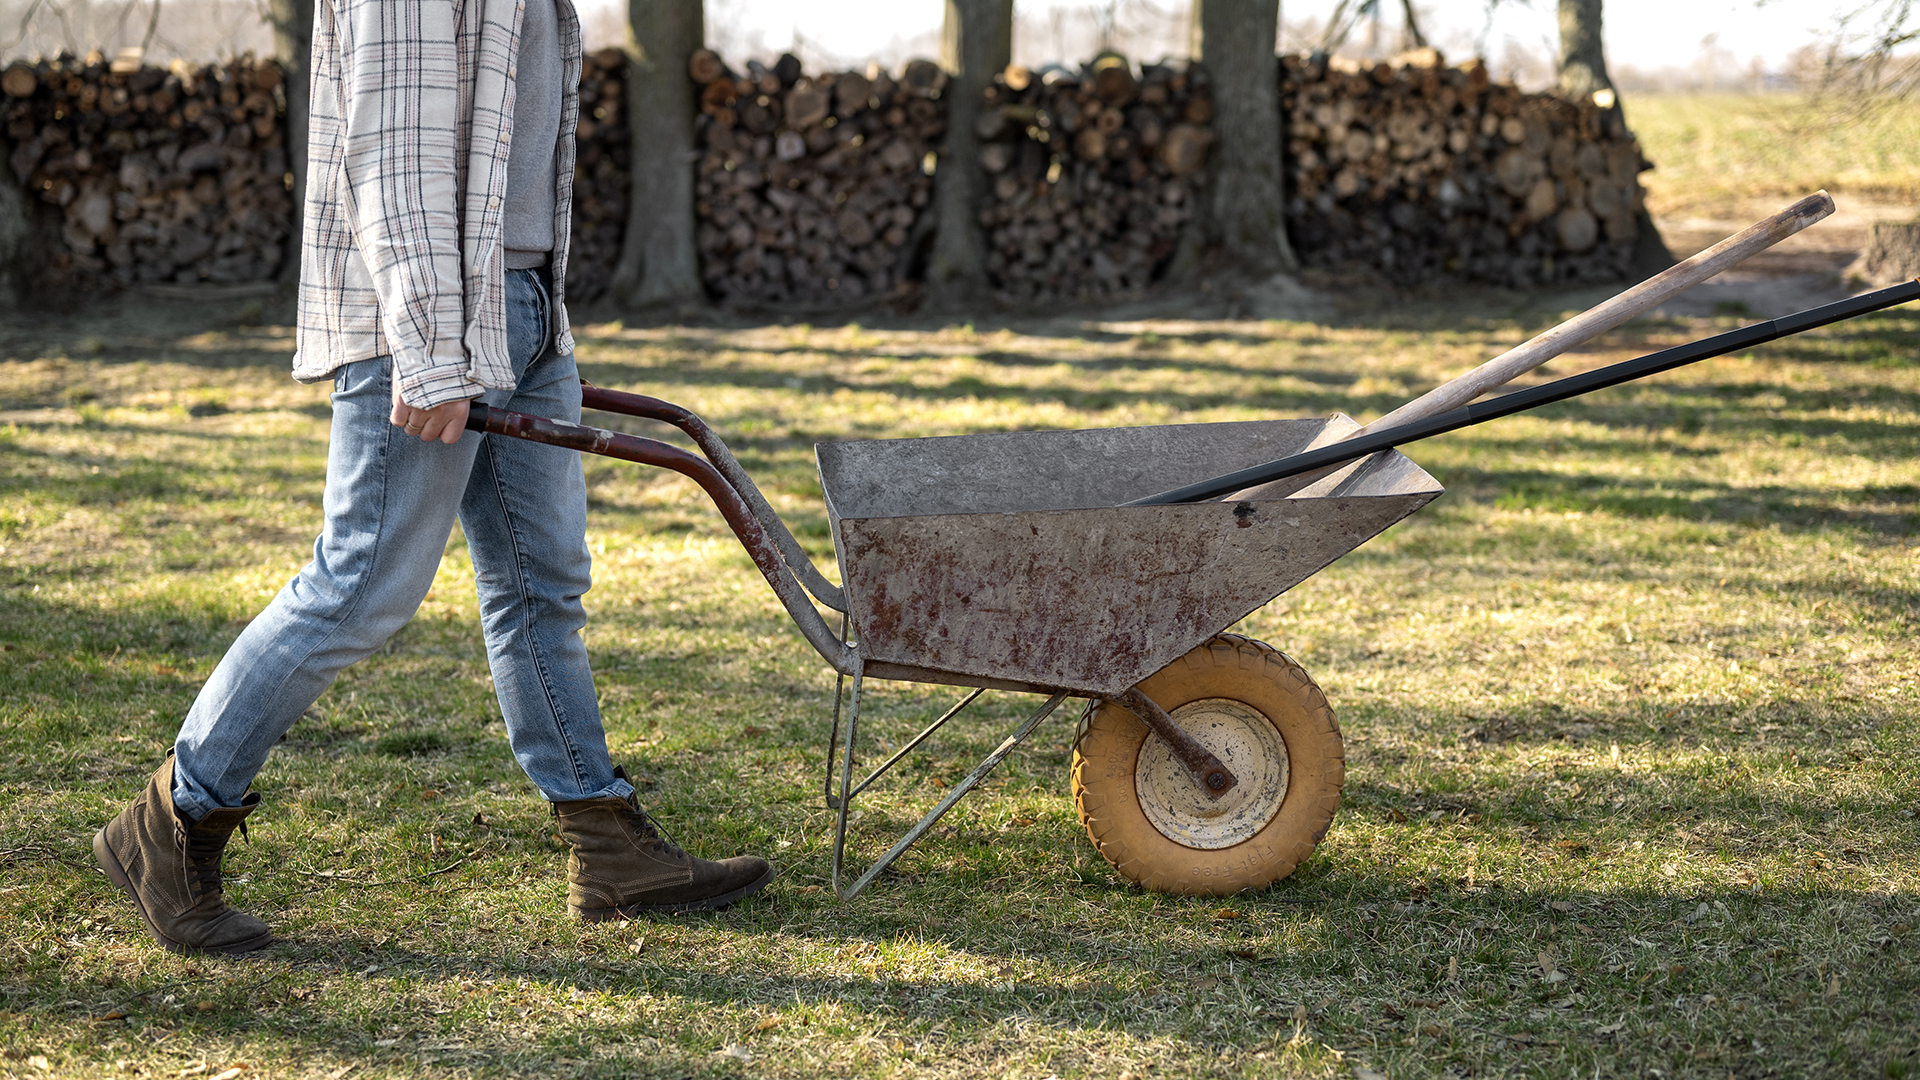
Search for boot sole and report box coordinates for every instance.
[93,830,273,957]
[574,863,776,920]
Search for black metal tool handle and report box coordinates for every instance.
[1125,280,1920,507]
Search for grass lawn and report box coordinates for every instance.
[2,284,1918,1080]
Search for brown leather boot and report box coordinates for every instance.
[553,770,773,919]
[93,754,272,956]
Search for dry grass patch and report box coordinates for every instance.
[1630,92,1920,218]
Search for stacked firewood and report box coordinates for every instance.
[2,51,292,288]
[0,43,1653,301]
[566,46,630,302]
[688,50,944,305]
[975,57,1213,303]
[1280,49,1647,286]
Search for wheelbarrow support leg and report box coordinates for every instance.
[1111,687,1238,799]
[830,667,865,896]
[823,615,851,808]
[835,692,1070,901]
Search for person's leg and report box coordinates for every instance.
[169,359,484,820]
[100,352,486,954]
[459,268,625,803]
[466,268,770,914]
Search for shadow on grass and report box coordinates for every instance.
[3,847,1915,1078]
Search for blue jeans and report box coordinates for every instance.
[172,268,632,819]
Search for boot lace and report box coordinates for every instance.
[622,802,686,859]
[177,820,245,901]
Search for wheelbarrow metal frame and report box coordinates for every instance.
[468,399,1441,897]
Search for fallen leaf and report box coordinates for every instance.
[1422,1024,1446,1037]
[1548,900,1573,912]
[28,1058,51,1074]
[1225,948,1259,960]
[742,726,767,738]
[419,789,438,800]
[1447,955,1459,982]
[716,1044,753,1062]
[1189,975,1219,990]
[91,1010,128,1022]
[1826,975,1840,999]
[1212,908,1245,920]
[470,812,489,828]
[210,1069,245,1080]
[1597,1020,1626,1035]
[754,1016,783,1031]
[194,1000,214,1011]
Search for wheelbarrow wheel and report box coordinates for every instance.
[1071,634,1342,896]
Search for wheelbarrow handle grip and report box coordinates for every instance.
[462,402,858,675]
[1129,279,1920,506]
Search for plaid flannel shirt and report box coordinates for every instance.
[291,0,581,408]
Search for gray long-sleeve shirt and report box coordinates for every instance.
[503,0,562,268]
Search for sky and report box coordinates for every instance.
[0,0,1862,85]
[571,0,1860,86]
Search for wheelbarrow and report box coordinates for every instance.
[465,194,1914,899]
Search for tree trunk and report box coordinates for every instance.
[0,131,39,306]
[1856,222,1920,286]
[1555,0,1607,99]
[1182,0,1297,278]
[1556,0,1673,278]
[267,0,313,284]
[924,0,1012,310]
[611,0,705,309]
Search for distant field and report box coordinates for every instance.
[1628,92,1920,217]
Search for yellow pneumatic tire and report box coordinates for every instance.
[1071,634,1343,897]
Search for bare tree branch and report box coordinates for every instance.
[1790,0,1920,125]
[0,0,48,55]
[141,0,161,54]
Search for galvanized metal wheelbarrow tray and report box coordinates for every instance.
[463,281,1918,899]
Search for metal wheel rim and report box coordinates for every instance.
[1135,697,1289,850]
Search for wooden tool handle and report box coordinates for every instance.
[1362,190,1836,433]
[1219,192,1836,503]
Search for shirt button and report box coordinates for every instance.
[488,196,501,207]
[508,66,517,78]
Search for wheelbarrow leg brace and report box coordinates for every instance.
[553,769,773,918]
[93,753,272,956]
